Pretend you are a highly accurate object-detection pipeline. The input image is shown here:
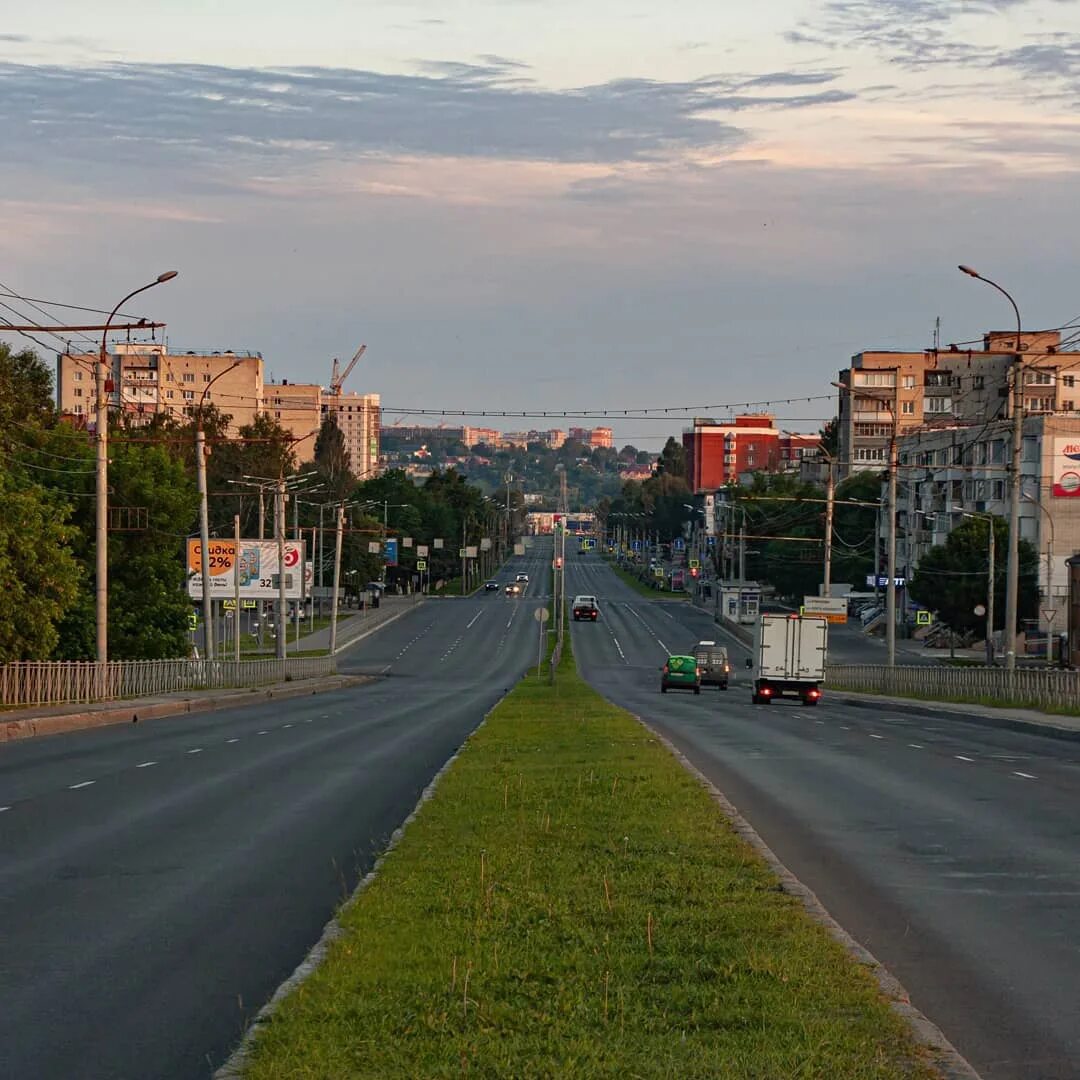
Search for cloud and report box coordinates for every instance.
[0,58,857,186]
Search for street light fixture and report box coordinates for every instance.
[96,271,178,665]
[958,264,1024,670]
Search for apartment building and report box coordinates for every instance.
[837,330,1069,477]
[682,414,816,493]
[568,426,614,449]
[891,413,1080,633]
[322,391,380,479]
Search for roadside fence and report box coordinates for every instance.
[0,655,337,709]
[826,663,1080,713]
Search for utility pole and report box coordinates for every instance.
[886,419,898,668]
[738,510,746,584]
[986,521,996,668]
[276,477,287,660]
[233,513,241,663]
[462,515,468,596]
[329,506,344,654]
[196,425,215,660]
[823,459,835,597]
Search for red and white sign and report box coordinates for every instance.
[1052,438,1080,497]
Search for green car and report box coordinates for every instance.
[660,654,701,694]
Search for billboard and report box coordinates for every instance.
[186,539,305,599]
[1052,438,1080,496]
[802,596,847,624]
[384,538,399,566]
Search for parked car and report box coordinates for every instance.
[484,581,500,592]
[660,654,701,694]
[692,641,730,690]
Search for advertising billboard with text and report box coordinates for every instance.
[186,539,306,599]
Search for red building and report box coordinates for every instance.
[682,415,817,493]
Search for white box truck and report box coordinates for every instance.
[749,613,829,706]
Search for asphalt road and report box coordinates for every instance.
[567,552,1080,1080]
[0,541,552,1080]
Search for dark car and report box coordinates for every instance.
[484,581,500,592]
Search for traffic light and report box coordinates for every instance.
[690,567,699,578]
[554,557,563,569]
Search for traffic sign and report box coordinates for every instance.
[1042,607,1058,624]
[689,558,700,569]
[223,599,237,610]
[916,610,932,626]
[187,612,198,630]
[417,559,427,570]
[673,538,685,550]
[534,607,550,623]
[654,567,664,578]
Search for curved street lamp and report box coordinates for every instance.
[96,271,178,665]
[957,264,1024,670]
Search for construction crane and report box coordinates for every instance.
[328,344,367,397]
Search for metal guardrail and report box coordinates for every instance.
[826,664,1080,713]
[0,656,336,709]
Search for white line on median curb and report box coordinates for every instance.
[69,780,95,790]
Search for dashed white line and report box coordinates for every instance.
[1014,771,1038,780]
[955,755,975,763]
[869,734,885,740]
[0,806,11,813]
[257,730,268,735]
[136,761,157,768]
[186,748,203,754]
[908,743,924,749]
[466,610,484,629]
[227,737,240,743]
[814,720,825,725]
[69,780,95,790]
[283,724,293,729]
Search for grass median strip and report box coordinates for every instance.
[241,644,936,1079]
[604,557,690,601]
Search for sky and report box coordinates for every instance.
[3,0,1080,447]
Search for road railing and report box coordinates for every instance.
[826,663,1079,713]
[0,655,337,709]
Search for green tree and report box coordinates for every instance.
[909,517,1039,636]
[314,416,353,502]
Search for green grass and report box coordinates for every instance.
[604,558,690,601]
[826,683,1080,719]
[240,637,934,1079]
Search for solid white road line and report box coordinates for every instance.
[136,761,157,768]
[955,755,975,763]
[1014,771,1038,780]
[69,780,95,790]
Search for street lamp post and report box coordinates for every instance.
[1023,491,1057,665]
[96,271,178,665]
[959,264,1024,670]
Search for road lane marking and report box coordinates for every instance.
[283,724,293,729]
[869,734,885,740]
[136,761,157,768]
[466,610,484,629]
[1014,771,1038,780]
[69,780,95,790]
[186,748,203,754]
[0,806,11,813]
[257,730,268,735]
[908,743,924,749]
[955,755,975,763]
[814,720,825,725]
[227,737,240,743]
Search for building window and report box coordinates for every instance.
[203,373,212,383]
[1025,396,1053,412]
[1064,400,1075,411]
[923,397,952,414]
[1027,370,1054,385]
[74,370,83,382]
[166,391,174,399]
[855,447,886,462]
[1064,375,1075,388]
[901,401,915,415]
[74,388,83,398]
[183,373,195,383]
[925,372,955,387]
[973,375,984,389]
[854,371,897,387]
[183,390,195,401]
[902,375,915,389]
[855,422,892,438]
[992,480,1005,500]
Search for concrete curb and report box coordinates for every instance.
[635,716,982,1080]
[0,676,368,744]
[213,687,513,1079]
[332,599,422,655]
[831,691,1080,743]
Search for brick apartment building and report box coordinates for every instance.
[56,346,379,473]
[837,330,1069,478]
[682,414,819,494]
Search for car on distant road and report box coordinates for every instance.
[484,581,500,592]
[515,573,529,583]
[505,582,522,596]
[660,654,701,694]
[572,595,599,621]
